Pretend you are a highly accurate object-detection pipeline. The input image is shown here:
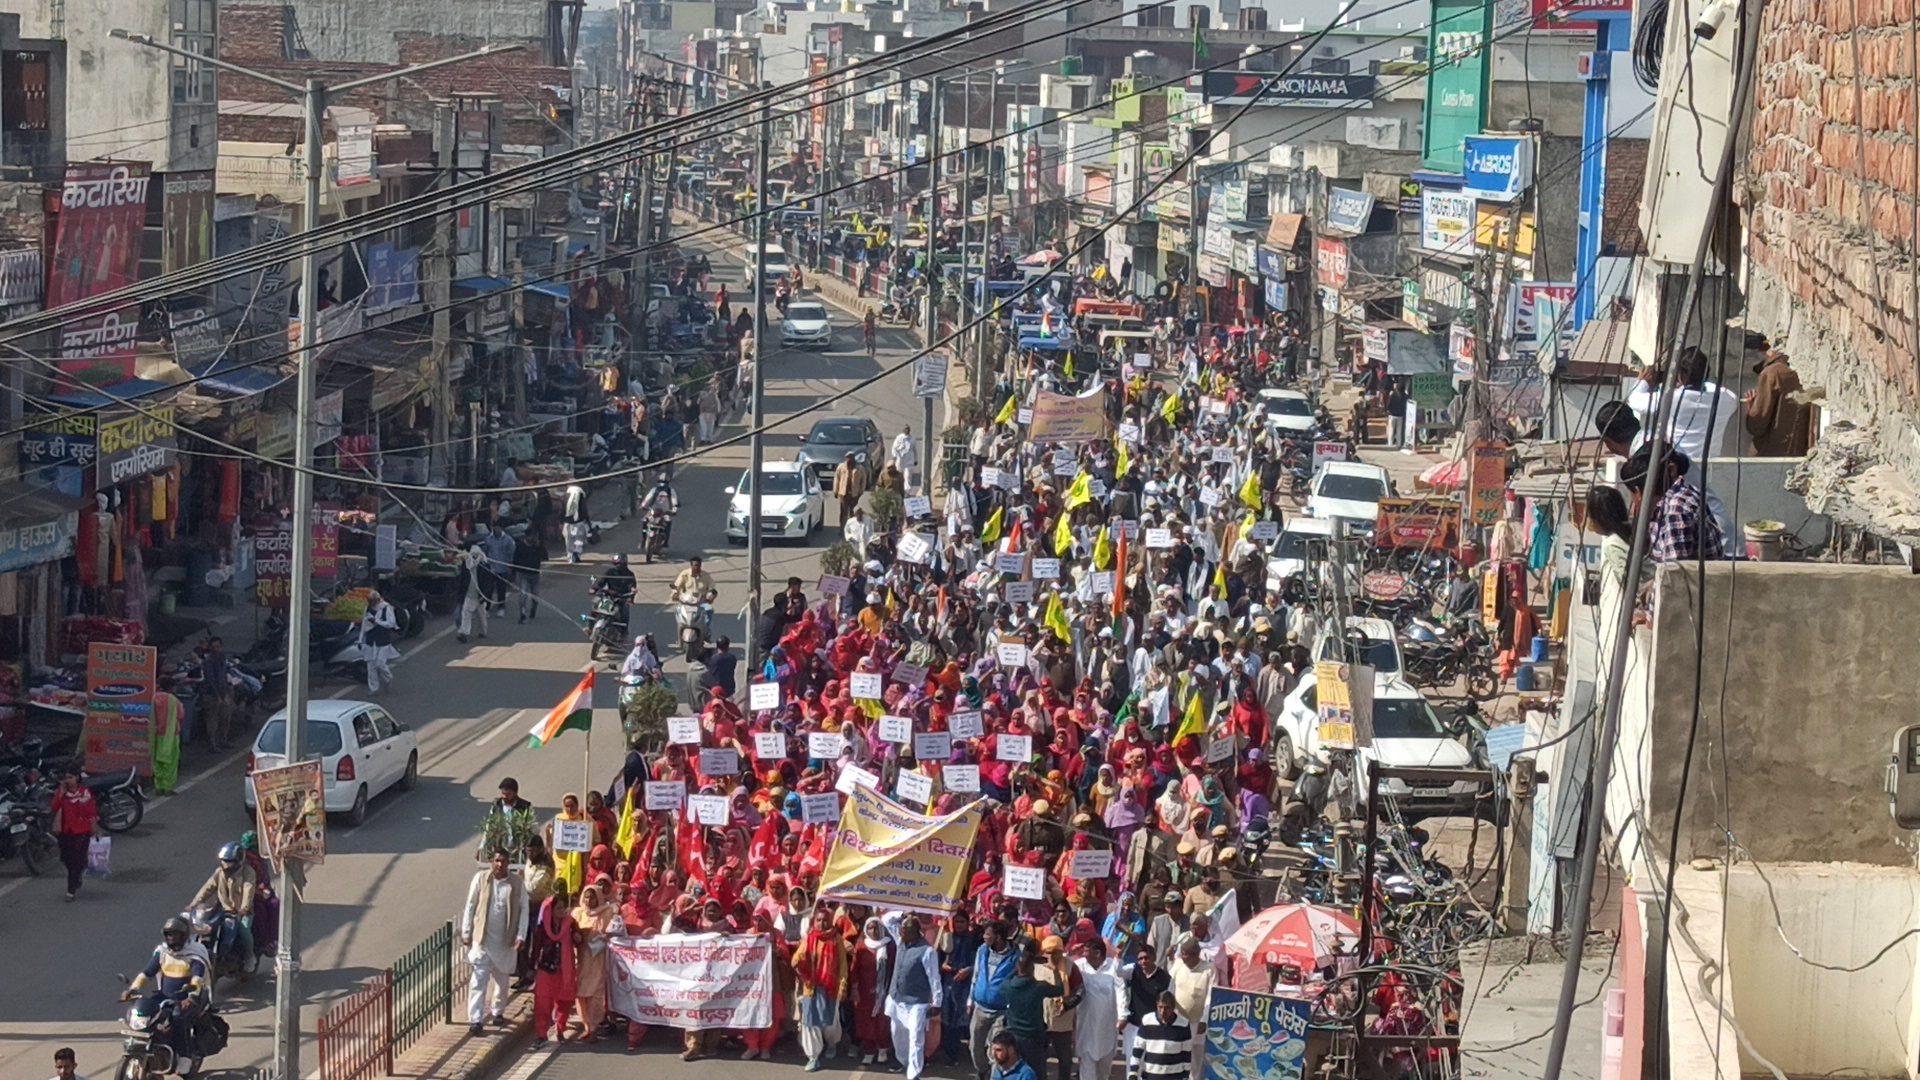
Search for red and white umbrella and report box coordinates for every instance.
[1018,249,1064,266]
[1224,903,1362,971]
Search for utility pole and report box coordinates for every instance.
[105,37,511,1080]
[957,70,973,383]
[746,56,771,672]
[977,79,997,394]
[428,106,455,486]
[921,76,942,495]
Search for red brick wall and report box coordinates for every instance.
[1604,137,1647,255]
[1748,0,1920,402]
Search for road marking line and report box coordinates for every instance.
[476,709,534,747]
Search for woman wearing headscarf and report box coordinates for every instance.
[1102,892,1148,964]
[546,794,592,897]
[586,843,618,885]
[516,836,558,990]
[572,881,621,1041]
[850,916,893,1066]
[529,885,578,1048]
[795,905,849,1071]
[781,884,812,944]
[585,790,620,847]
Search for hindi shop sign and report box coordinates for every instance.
[606,934,774,1031]
[0,512,79,575]
[83,642,158,776]
[1313,237,1349,289]
[1201,988,1310,1080]
[96,406,178,490]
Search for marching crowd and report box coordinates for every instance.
[459,310,1392,1080]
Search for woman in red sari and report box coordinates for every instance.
[849,916,892,1066]
[530,886,578,1048]
[740,910,794,1059]
[794,905,848,1070]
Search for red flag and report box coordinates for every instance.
[749,812,781,867]
[799,823,829,879]
[1111,525,1129,624]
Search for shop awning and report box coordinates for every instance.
[191,360,287,397]
[1266,213,1305,249]
[43,378,176,410]
[524,280,570,301]
[453,276,512,293]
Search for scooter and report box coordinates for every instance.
[673,592,713,661]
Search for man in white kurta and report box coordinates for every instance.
[460,852,529,1033]
[1074,939,1124,1080]
[883,914,943,1080]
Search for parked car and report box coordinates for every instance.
[794,416,884,484]
[1257,388,1317,435]
[725,460,827,543]
[1274,670,1489,821]
[245,700,419,827]
[780,301,833,349]
[1305,459,1393,536]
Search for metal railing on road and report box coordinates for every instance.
[317,921,458,1080]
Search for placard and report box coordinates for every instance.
[879,715,913,743]
[754,732,787,759]
[1132,352,1153,368]
[1144,527,1174,549]
[1091,570,1115,596]
[948,710,985,739]
[891,662,928,686]
[800,791,842,824]
[850,672,884,699]
[1249,520,1280,541]
[1206,736,1236,763]
[687,794,731,826]
[1031,558,1061,579]
[982,466,1006,489]
[835,764,881,794]
[1070,848,1113,879]
[1089,478,1107,498]
[809,731,847,759]
[1208,398,1230,416]
[668,717,702,745]
[997,733,1033,762]
[1211,446,1235,464]
[913,731,952,761]
[1003,580,1035,604]
[1053,458,1078,477]
[1118,421,1142,445]
[995,553,1027,575]
[749,682,782,711]
[903,495,932,519]
[897,531,933,564]
[1017,407,1033,425]
[997,643,1030,667]
[1003,865,1047,900]
[943,763,981,792]
[1199,487,1222,508]
[644,781,686,811]
[895,769,934,806]
[818,574,852,597]
[553,819,593,853]
[993,468,1019,491]
[700,747,741,775]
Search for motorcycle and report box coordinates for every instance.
[581,591,631,662]
[90,769,146,834]
[187,905,258,989]
[674,592,713,661]
[642,510,673,563]
[117,988,227,1080]
[0,792,57,875]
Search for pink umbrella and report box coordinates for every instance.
[1224,903,1361,971]
[1018,250,1064,266]
[1417,458,1466,490]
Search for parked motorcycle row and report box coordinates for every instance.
[0,737,146,878]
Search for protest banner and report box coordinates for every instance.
[818,785,983,913]
[1002,581,1035,604]
[891,662,929,686]
[995,553,1026,575]
[1028,386,1109,442]
[1249,520,1280,542]
[895,769,933,806]
[996,643,1030,667]
[850,673,884,700]
[903,495,933,519]
[645,781,685,811]
[1003,865,1046,900]
[818,574,852,597]
[897,532,933,564]
[1201,988,1310,1080]
[1031,558,1060,579]
[754,732,787,759]
[251,761,326,867]
[809,731,847,759]
[948,710,984,739]
[1144,528,1173,549]
[1069,848,1112,879]
[834,764,880,794]
[606,933,773,1030]
[878,715,912,743]
[553,819,593,852]
[997,733,1033,762]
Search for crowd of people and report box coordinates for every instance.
[457,294,1444,1077]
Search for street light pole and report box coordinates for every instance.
[747,56,771,674]
[921,77,941,496]
[107,35,516,1080]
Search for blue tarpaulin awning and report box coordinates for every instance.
[43,378,175,410]
[192,360,287,396]
[453,276,512,293]
[524,280,569,301]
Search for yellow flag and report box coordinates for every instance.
[1093,526,1113,570]
[994,394,1017,425]
[1044,589,1072,644]
[1161,392,1181,424]
[1063,471,1093,510]
[1115,441,1132,478]
[1175,685,1209,742]
[1052,511,1074,558]
[980,505,1004,544]
[1239,468,1263,511]
[614,786,640,861]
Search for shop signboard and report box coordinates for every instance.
[96,406,178,490]
[163,170,216,275]
[1375,496,1462,551]
[1401,279,1427,332]
[1531,0,1634,27]
[1232,238,1257,275]
[1450,324,1477,378]
[83,642,157,777]
[168,306,224,371]
[1399,178,1423,214]
[1202,221,1233,258]
[1410,372,1455,407]
[1466,441,1508,525]
[1201,988,1310,1080]
[1215,180,1249,221]
[1313,237,1349,289]
[1423,0,1492,172]
[1460,135,1535,201]
[1317,285,1340,313]
[1199,70,1376,109]
[1475,205,1537,258]
[1420,189,1477,256]
[1157,222,1190,252]
[364,243,422,314]
[254,526,293,608]
[1362,325,1390,362]
[20,413,95,468]
[1255,247,1286,278]
[0,512,79,574]
[1509,282,1577,361]
[311,505,340,579]
[1324,187,1376,235]
[49,162,151,386]
[1263,278,1288,311]
[0,246,41,309]
[336,125,375,187]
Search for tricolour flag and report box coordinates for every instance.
[528,670,595,748]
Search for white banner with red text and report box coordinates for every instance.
[604,933,773,1030]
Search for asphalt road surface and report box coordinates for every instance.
[0,236,922,1080]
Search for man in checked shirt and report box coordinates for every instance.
[1623,444,1725,563]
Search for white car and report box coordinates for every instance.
[747,242,792,287]
[1264,516,1334,592]
[245,700,418,827]
[781,301,833,348]
[1305,459,1393,535]
[1274,670,1488,820]
[1257,388,1317,435]
[725,460,826,543]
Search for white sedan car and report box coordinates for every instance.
[1274,670,1488,821]
[245,699,419,827]
[725,461,827,543]
[781,301,833,349]
[1305,459,1393,536]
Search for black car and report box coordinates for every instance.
[795,416,883,484]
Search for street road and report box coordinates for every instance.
[492,1028,982,1080]
[0,237,923,1080]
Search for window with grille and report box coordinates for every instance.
[170,0,217,103]
[1136,4,1175,27]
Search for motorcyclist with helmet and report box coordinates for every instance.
[189,843,256,974]
[590,553,639,646]
[643,476,680,551]
[121,916,211,1062]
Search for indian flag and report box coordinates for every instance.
[528,671,595,748]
